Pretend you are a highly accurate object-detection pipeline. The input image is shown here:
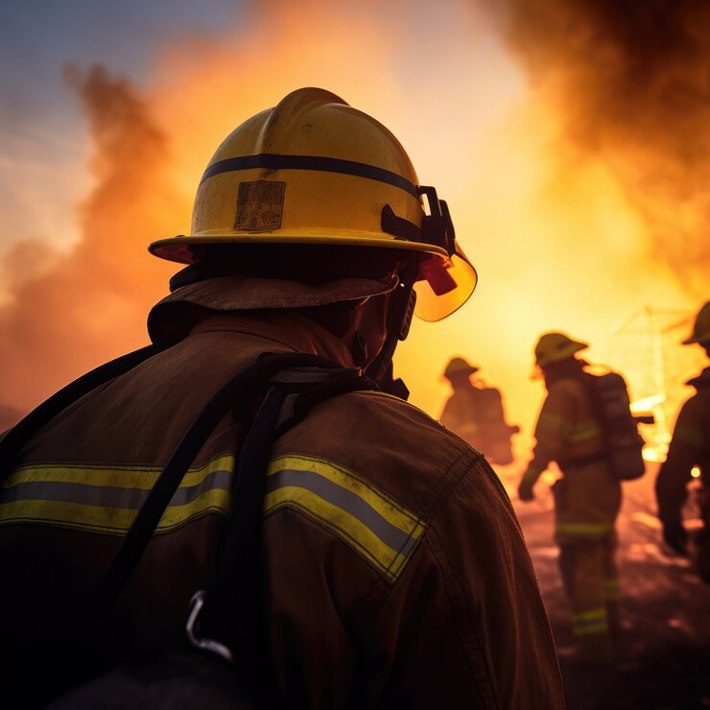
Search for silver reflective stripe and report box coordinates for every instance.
[266,468,418,558]
[1,468,233,510]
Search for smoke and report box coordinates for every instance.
[486,0,710,297]
[0,1,703,446]
[0,66,180,411]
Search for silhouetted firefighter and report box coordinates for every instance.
[0,88,564,709]
[656,301,710,584]
[440,356,520,465]
[517,331,645,667]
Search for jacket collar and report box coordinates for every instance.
[147,274,397,348]
[189,310,355,369]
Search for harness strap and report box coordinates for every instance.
[94,352,352,614]
[197,365,377,663]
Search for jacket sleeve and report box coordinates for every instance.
[361,455,565,709]
[522,384,575,485]
[656,398,703,523]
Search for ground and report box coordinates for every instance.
[501,464,710,710]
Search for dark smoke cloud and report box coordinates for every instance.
[0,66,181,412]
[488,0,710,296]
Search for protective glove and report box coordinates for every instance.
[518,479,535,502]
[662,520,688,557]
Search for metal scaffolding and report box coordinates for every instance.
[607,306,706,462]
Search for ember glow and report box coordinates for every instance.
[0,0,706,455]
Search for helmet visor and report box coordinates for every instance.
[413,246,477,322]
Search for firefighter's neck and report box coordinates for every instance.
[449,373,474,391]
[298,295,389,370]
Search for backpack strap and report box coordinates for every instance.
[94,352,377,617]
[191,362,377,671]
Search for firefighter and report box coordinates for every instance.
[0,88,564,708]
[440,356,519,465]
[656,302,710,583]
[517,332,622,666]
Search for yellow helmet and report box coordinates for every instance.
[149,87,476,322]
[534,332,589,368]
[682,302,710,345]
[444,356,479,379]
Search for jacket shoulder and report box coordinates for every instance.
[272,387,484,515]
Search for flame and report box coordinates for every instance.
[0,1,706,456]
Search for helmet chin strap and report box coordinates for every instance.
[363,263,418,399]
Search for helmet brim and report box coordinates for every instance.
[149,234,477,322]
[149,233,449,264]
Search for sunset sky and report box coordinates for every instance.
[1,0,707,458]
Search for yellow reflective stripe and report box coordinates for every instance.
[0,454,235,534]
[538,413,569,434]
[556,522,613,538]
[572,607,608,636]
[0,488,231,535]
[568,420,601,443]
[4,455,235,490]
[265,455,425,582]
[265,487,408,581]
[604,577,621,599]
[573,607,607,623]
[457,423,479,436]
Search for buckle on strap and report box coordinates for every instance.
[186,590,235,663]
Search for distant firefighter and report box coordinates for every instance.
[440,357,519,465]
[656,302,710,583]
[517,332,628,666]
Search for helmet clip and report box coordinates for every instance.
[380,187,456,257]
[418,186,456,256]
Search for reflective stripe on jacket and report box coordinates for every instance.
[524,376,621,541]
[0,306,564,709]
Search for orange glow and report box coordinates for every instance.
[0,1,706,461]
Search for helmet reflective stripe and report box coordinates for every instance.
[201,154,419,197]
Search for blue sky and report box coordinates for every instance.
[0,0,242,251]
[0,0,240,117]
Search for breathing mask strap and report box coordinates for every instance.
[364,263,418,398]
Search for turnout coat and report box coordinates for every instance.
[0,278,564,709]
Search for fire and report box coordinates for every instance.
[0,0,706,453]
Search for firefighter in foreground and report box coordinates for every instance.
[656,301,710,583]
[517,332,623,666]
[440,356,519,465]
[0,89,564,707]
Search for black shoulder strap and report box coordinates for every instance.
[94,352,377,616]
[196,362,377,665]
[0,344,162,477]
